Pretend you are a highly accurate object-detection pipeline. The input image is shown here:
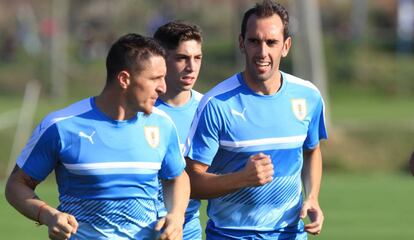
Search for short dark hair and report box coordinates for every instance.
[106,33,166,83]
[153,20,202,50]
[241,0,290,40]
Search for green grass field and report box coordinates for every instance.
[1,173,413,239]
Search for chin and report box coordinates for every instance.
[143,108,153,115]
[257,71,275,81]
[181,86,193,91]
[143,106,153,115]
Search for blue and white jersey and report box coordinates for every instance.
[155,90,203,240]
[155,90,203,152]
[17,97,185,238]
[185,72,327,232]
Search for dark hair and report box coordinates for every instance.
[153,20,202,50]
[106,33,166,83]
[241,0,290,40]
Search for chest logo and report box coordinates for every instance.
[291,99,307,121]
[231,108,247,121]
[144,126,160,148]
[79,131,95,144]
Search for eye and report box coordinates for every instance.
[266,40,278,46]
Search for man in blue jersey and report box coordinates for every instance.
[185,0,327,239]
[5,33,190,240]
[153,21,203,240]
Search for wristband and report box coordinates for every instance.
[36,203,48,226]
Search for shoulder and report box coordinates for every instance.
[199,73,242,110]
[150,107,175,125]
[40,98,93,132]
[191,90,204,102]
[147,108,180,137]
[282,71,323,99]
[205,73,241,98]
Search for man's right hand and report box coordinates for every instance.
[40,206,78,240]
[241,153,274,187]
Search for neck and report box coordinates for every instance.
[159,90,192,107]
[95,88,136,120]
[242,71,282,95]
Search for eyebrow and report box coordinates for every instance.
[174,53,203,57]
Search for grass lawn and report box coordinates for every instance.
[310,173,414,240]
[1,173,413,240]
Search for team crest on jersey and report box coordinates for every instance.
[144,126,160,148]
[291,98,307,121]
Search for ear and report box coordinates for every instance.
[281,37,292,58]
[238,34,245,54]
[117,71,130,89]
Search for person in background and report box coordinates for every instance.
[5,33,189,240]
[154,20,203,240]
[185,0,327,239]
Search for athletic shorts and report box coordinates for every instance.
[183,215,202,240]
[205,220,307,240]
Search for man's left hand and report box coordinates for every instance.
[155,213,184,240]
[300,197,324,235]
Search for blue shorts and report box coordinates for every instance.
[205,220,307,240]
[70,222,159,240]
[183,214,202,240]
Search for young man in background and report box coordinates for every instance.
[154,20,204,240]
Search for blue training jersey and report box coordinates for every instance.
[185,72,327,232]
[155,90,203,151]
[16,97,185,238]
[155,90,203,239]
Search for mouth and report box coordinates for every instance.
[150,96,158,104]
[255,60,271,72]
[181,76,195,85]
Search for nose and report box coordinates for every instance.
[156,78,167,95]
[185,58,196,72]
[258,41,268,58]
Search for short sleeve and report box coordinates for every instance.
[158,124,186,180]
[16,123,61,181]
[303,96,328,149]
[185,100,221,166]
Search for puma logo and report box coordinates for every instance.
[231,108,247,121]
[79,131,95,144]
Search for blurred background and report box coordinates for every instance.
[0,0,413,239]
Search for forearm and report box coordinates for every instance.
[162,170,190,217]
[186,167,246,199]
[5,166,58,224]
[186,154,274,199]
[302,145,323,200]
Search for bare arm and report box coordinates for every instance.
[300,144,324,235]
[185,153,274,199]
[5,165,78,240]
[155,170,190,240]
